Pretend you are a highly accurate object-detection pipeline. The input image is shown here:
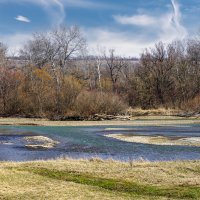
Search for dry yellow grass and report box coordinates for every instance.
[0,167,130,200]
[0,116,199,126]
[0,159,200,200]
[24,136,59,149]
[127,107,180,116]
[105,134,200,147]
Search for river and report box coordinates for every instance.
[0,124,200,161]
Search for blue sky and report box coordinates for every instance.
[0,0,199,57]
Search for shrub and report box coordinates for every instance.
[181,95,200,112]
[74,91,127,116]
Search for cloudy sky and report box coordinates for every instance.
[0,0,199,57]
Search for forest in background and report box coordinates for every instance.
[0,25,200,119]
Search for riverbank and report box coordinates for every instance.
[0,116,200,126]
[0,158,200,200]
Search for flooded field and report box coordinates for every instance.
[0,124,200,162]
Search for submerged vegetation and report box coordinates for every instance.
[0,159,200,199]
[0,26,200,118]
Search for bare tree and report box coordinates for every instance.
[186,39,200,100]
[0,42,7,65]
[104,49,128,92]
[139,42,175,107]
[95,57,103,91]
[93,46,105,91]
[21,25,87,114]
[0,43,20,114]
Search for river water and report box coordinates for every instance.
[0,124,200,162]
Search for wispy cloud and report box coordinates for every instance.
[42,0,65,26]
[0,0,116,26]
[86,0,188,57]
[113,0,187,42]
[0,0,189,57]
[1,0,65,26]
[15,15,31,23]
[1,0,111,55]
[22,0,66,26]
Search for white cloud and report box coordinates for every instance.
[0,33,32,55]
[0,0,65,26]
[0,0,188,58]
[113,0,187,43]
[0,0,111,26]
[26,0,65,26]
[84,28,155,57]
[161,0,187,42]
[84,0,188,57]
[113,14,156,26]
[15,15,31,23]
[43,0,65,26]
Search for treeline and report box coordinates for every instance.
[0,25,200,118]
